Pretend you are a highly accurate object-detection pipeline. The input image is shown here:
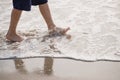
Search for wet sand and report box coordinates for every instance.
[0,58,120,80]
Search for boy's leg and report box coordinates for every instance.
[39,3,70,34]
[6,9,23,42]
[6,0,31,42]
[39,3,55,30]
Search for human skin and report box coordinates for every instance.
[6,3,69,42]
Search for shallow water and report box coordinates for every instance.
[0,0,120,61]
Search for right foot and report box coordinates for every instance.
[48,27,70,35]
[6,34,23,42]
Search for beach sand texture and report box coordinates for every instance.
[0,0,120,61]
[0,58,120,80]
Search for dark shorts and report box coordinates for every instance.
[13,0,48,11]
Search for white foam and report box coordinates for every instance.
[0,0,120,61]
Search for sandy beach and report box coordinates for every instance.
[0,58,120,80]
[0,0,120,79]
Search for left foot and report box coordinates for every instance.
[6,33,24,42]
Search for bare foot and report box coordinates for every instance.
[6,34,23,42]
[49,27,70,35]
[60,27,70,35]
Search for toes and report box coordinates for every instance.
[63,27,70,34]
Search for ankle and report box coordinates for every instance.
[48,24,56,30]
[6,31,17,36]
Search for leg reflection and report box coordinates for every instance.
[14,59,27,73]
[44,57,54,75]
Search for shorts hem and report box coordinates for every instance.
[32,1,48,6]
[13,7,31,11]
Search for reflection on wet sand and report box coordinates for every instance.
[44,58,53,75]
[14,58,54,75]
[14,59,27,74]
[0,58,120,80]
